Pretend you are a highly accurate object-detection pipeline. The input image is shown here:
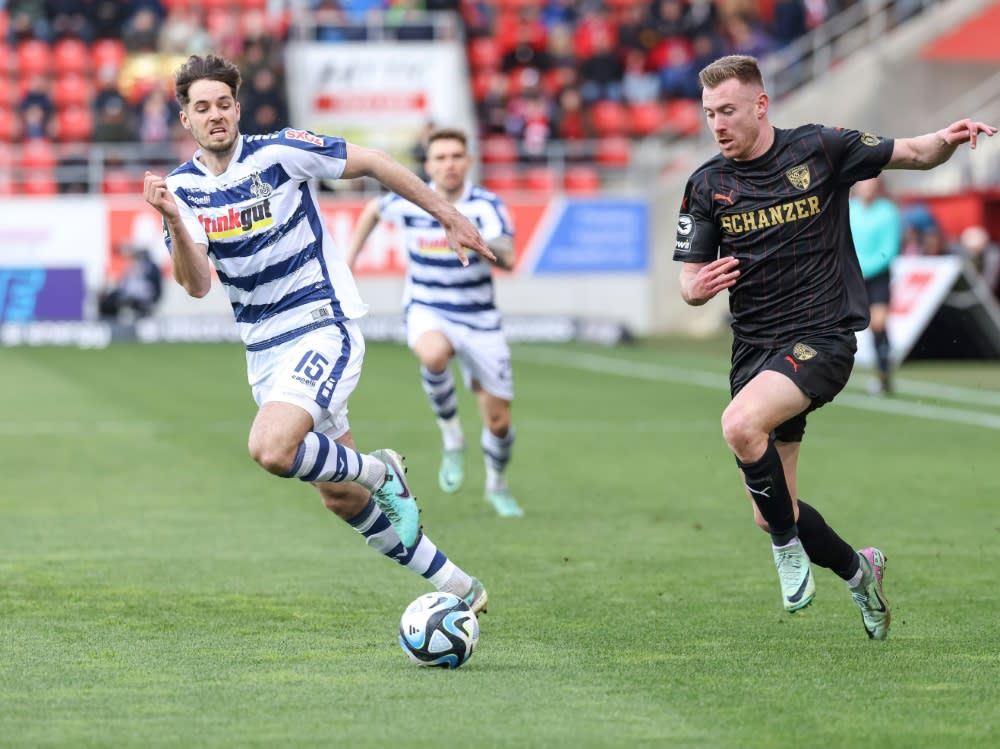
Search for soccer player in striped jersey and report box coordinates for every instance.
[674,54,995,638]
[347,128,524,518]
[142,55,495,613]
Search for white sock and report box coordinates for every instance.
[355,454,387,492]
[438,416,464,451]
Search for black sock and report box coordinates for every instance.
[796,500,860,581]
[736,439,797,546]
[874,330,891,377]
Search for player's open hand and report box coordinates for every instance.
[687,256,740,303]
[143,171,179,220]
[443,211,495,267]
[939,119,997,149]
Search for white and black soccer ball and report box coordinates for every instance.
[398,592,479,669]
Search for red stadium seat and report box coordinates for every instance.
[0,44,9,77]
[468,37,501,70]
[589,100,628,137]
[21,168,58,195]
[629,101,665,137]
[16,39,52,78]
[0,73,15,106]
[91,39,127,71]
[53,38,90,76]
[102,169,141,195]
[240,0,267,8]
[481,166,519,193]
[53,74,92,109]
[595,135,632,167]
[563,165,602,194]
[480,135,519,165]
[18,138,57,169]
[664,98,703,136]
[0,107,17,142]
[55,105,94,142]
[522,166,557,193]
[0,169,14,195]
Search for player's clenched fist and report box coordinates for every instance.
[143,171,179,220]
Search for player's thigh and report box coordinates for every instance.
[458,329,513,402]
[412,329,455,372]
[248,321,365,441]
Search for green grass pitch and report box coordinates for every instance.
[1,338,998,748]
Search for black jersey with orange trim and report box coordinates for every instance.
[673,125,894,347]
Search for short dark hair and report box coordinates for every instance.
[699,55,765,91]
[174,54,242,109]
[426,128,468,151]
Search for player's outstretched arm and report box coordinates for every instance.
[679,257,740,306]
[887,119,997,170]
[143,171,212,298]
[346,197,382,269]
[342,144,495,266]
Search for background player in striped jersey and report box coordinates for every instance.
[142,55,494,614]
[674,54,995,639]
[347,128,524,518]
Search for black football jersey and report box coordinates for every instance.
[674,125,894,347]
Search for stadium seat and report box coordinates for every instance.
[18,138,57,169]
[53,74,92,109]
[0,73,14,106]
[480,135,519,165]
[664,98,703,136]
[240,0,267,8]
[589,100,628,138]
[0,169,13,195]
[53,38,90,76]
[0,44,9,77]
[481,166,519,193]
[20,169,58,196]
[563,165,602,194]
[91,39,127,71]
[17,39,52,78]
[0,107,17,142]
[629,101,665,137]
[595,136,632,167]
[468,37,501,70]
[102,169,140,195]
[55,105,94,142]
[522,166,557,193]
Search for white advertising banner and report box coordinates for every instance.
[284,41,475,160]
[856,255,965,367]
[0,196,107,289]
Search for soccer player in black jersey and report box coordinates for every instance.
[673,55,996,639]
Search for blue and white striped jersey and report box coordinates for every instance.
[379,181,513,331]
[164,128,367,351]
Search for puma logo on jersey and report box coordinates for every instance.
[713,190,735,205]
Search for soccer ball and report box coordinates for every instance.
[398,592,479,669]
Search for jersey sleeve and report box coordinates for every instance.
[821,127,894,185]
[163,188,208,254]
[478,196,514,242]
[271,128,348,182]
[673,174,719,263]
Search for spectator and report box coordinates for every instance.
[93,98,137,144]
[956,225,1000,298]
[158,6,213,55]
[622,49,660,104]
[137,86,175,145]
[98,245,163,322]
[239,67,289,136]
[122,7,160,53]
[579,26,624,103]
[922,225,949,257]
[47,0,92,42]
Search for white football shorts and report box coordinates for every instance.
[246,319,366,440]
[406,304,513,401]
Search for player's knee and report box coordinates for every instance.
[422,352,451,372]
[721,404,755,450]
[485,409,510,436]
[247,435,296,476]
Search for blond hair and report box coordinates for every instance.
[698,55,765,91]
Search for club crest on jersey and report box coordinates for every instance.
[792,343,817,361]
[250,172,273,198]
[860,132,880,147]
[785,164,811,190]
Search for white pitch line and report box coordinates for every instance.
[520,349,1000,431]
